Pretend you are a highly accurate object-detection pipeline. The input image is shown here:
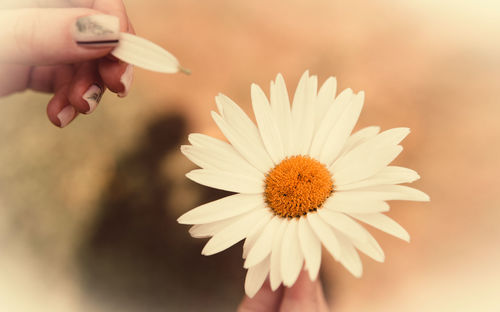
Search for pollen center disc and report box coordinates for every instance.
[264,156,334,218]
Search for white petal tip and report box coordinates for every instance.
[245,289,258,299]
[243,260,251,269]
[178,65,191,75]
[201,248,212,256]
[180,145,190,153]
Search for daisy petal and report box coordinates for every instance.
[291,71,317,155]
[281,219,304,287]
[339,126,380,156]
[319,210,385,262]
[318,210,372,243]
[335,231,363,277]
[189,216,240,238]
[270,74,293,156]
[314,76,337,127]
[243,216,271,259]
[245,256,270,298]
[332,145,403,186]
[186,169,263,194]
[244,216,281,268]
[298,216,322,280]
[339,185,430,202]
[178,194,263,225]
[185,134,264,178]
[349,213,410,242]
[290,71,309,155]
[202,209,270,256]
[335,166,420,191]
[377,127,411,145]
[323,196,390,213]
[211,110,273,173]
[296,75,318,154]
[319,91,365,166]
[307,213,341,259]
[309,88,354,159]
[215,94,261,145]
[251,84,285,163]
[270,219,287,290]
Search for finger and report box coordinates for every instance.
[0,8,120,64]
[47,85,78,128]
[68,60,104,114]
[279,270,330,312]
[0,1,72,9]
[0,64,31,96]
[238,281,284,312]
[28,66,58,93]
[47,65,78,127]
[97,16,135,97]
[88,0,129,31]
[98,58,133,97]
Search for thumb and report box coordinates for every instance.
[0,8,120,65]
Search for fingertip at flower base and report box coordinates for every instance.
[178,71,429,298]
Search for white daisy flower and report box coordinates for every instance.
[178,71,429,298]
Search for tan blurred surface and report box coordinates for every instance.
[1,0,500,311]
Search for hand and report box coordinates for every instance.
[238,271,330,312]
[0,0,135,128]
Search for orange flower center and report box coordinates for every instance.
[264,156,334,218]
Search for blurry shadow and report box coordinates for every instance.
[77,113,245,312]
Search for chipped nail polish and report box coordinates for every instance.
[57,105,76,128]
[118,64,134,97]
[73,14,120,48]
[83,83,103,114]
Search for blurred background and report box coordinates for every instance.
[1,0,499,311]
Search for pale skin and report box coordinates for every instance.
[239,271,330,312]
[0,0,134,127]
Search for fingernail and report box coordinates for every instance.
[73,14,120,48]
[57,105,76,128]
[83,83,103,114]
[118,65,134,97]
